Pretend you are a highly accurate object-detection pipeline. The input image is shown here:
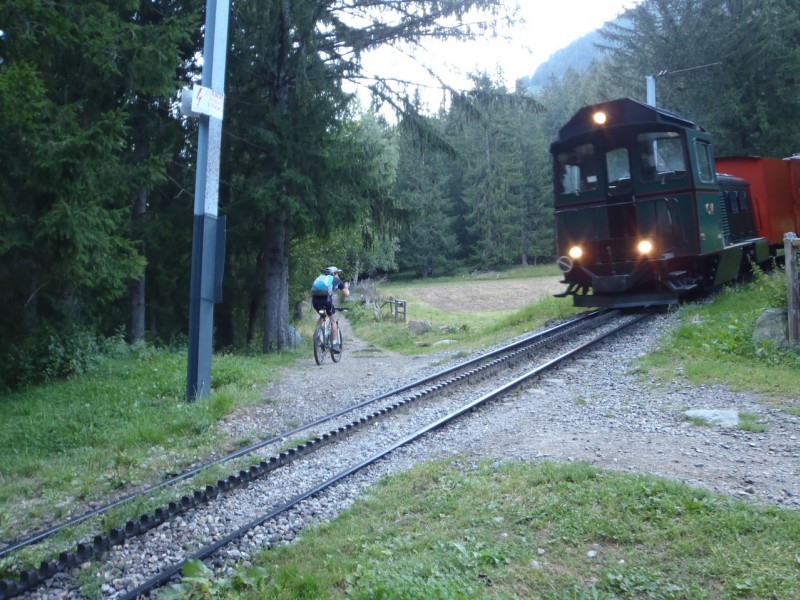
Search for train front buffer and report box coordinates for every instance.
[555,202,699,308]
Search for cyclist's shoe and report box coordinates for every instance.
[331,342,341,353]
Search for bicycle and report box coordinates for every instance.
[313,308,345,365]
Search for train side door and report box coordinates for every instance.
[690,137,725,254]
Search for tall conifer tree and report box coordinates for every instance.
[0,1,196,348]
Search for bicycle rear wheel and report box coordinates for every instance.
[313,324,327,365]
[330,329,343,363]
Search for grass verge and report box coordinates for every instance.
[0,345,301,562]
[634,274,800,409]
[177,459,800,599]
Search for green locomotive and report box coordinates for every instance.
[551,97,799,308]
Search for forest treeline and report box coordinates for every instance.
[1,0,798,388]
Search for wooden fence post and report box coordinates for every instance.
[394,299,406,322]
[786,232,800,346]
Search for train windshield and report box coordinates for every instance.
[636,132,686,182]
[606,147,632,194]
[555,143,598,194]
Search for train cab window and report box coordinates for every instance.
[605,147,632,194]
[722,188,750,215]
[695,140,715,182]
[636,132,686,183]
[555,143,598,194]
[736,189,750,213]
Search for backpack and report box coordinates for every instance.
[311,274,333,296]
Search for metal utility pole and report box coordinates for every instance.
[186,0,230,401]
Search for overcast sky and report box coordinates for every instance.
[359,0,641,106]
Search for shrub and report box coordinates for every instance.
[341,300,379,324]
[0,325,105,391]
[750,260,787,309]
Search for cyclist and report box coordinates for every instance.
[311,267,350,352]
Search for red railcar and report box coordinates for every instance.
[715,156,800,246]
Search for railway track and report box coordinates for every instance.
[2,309,652,599]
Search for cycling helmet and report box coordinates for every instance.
[323,266,342,275]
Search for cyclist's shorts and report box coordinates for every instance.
[312,295,335,316]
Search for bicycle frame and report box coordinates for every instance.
[313,309,342,365]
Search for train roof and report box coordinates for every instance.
[551,98,704,151]
[716,172,749,186]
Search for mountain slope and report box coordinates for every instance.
[519,29,606,90]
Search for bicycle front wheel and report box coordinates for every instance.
[330,329,343,363]
[313,324,327,365]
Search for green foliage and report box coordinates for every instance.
[738,412,768,433]
[749,260,787,309]
[636,280,800,398]
[0,344,298,548]
[0,326,108,391]
[5,0,798,365]
[222,12,403,345]
[394,109,462,277]
[490,296,578,333]
[600,567,684,598]
[393,73,556,277]
[659,265,796,370]
[334,300,379,326]
[461,79,530,267]
[600,0,800,156]
[450,75,552,268]
[346,552,494,600]
[0,0,198,347]
[160,559,269,599]
[348,273,580,355]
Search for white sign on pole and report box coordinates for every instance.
[191,85,225,120]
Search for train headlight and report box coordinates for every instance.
[592,111,607,125]
[568,245,583,260]
[637,239,654,255]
